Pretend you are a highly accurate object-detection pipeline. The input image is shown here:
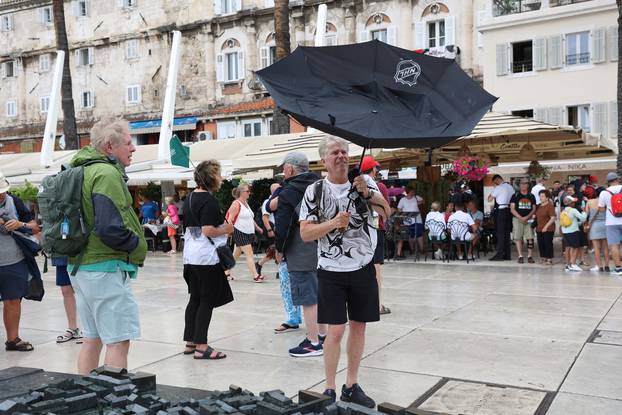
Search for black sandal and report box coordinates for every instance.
[5,337,34,352]
[193,346,226,360]
[183,344,196,355]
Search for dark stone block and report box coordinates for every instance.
[43,387,67,400]
[229,385,243,395]
[404,409,444,415]
[105,393,129,408]
[377,403,404,415]
[125,403,149,414]
[215,400,237,413]
[182,406,200,415]
[242,390,255,397]
[223,395,257,408]
[87,383,111,397]
[88,374,132,387]
[73,378,93,388]
[336,402,383,415]
[30,398,66,411]
[64,392,98,412]
[261,392,293,408]
[169,406,186,414]
[0,399,26,414]
[93,366,129,378]
[128,372,157,393]
[324,403,339,415]
[199,402,224,415]
[114,383,138,396]
[298,391,329,405]
[256,401,292,415]
[0,367,43,382]
[238,404,257,415]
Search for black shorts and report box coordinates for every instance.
[317,262,379,325]
[373,230,385,265]
[233,228,254,247]
[563,231,582,248]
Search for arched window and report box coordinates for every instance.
[414,2,455,50]
[359,13,396,46]
[217,38,244,83]
[260,32,276,68]
[312,22,338,46]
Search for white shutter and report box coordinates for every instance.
[592,102,608,137]
[609,101,618,140]
[548,35,562,69]
[496,43,508,76]
[386,26,397,46]
[477,10,485,48]
[214,0,222,15]
[72,1,80,16]
[216,54,223,82]
[533,37,547,70]
[534,108,547,123]
[260,47,269,68]
[547,107,563,126]
[237,51,245,80]
[359,30,370,43]
[234,0,241,12]
[414,22,424,49]
[88,47,94,65]
[75,49,81,66]
[445,16,455,45]
[609,26,618,62]
[117,0,124,7]
[591,27,606,63]
[38,7,44,25]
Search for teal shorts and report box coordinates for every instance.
[69,269,140,345]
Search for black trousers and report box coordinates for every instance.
[537,231,554,259]
[495,208,512,259]
[184,296,213,344]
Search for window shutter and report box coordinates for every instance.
[237,51,245,80]
[216,54,223,82]
[534,108,547,123]
[260,46,268,68]
[548,35,562,69]
[386,26,397,46]
[591,27,606,63]
[609,101,618,140]
[214,0,222,15]
[8,14,13,30]
[591,102,608,137]
[84,0,90,16]
[88,47,94,65]
[609,26,618,62]
[547,107,563,126]
[72,1,80,16]
[117,0,124,7]
[359,30,370,43]
[75,49,81,66]
[533,37,547,70]
[38,7,44,25]
[445,16,455,45]
[234,0,241,12]
[496,43,508,76]
[477,10,485,48]
[92,92,96,107]
[414,22,424,49]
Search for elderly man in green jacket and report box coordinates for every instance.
[69,118,147,374]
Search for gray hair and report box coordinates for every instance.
[281,151,309,173]
[90,118,129,151]
[318,135,349,159]
[430,201,440,212]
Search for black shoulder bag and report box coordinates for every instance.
[189,193,236,271]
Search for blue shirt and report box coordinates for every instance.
[140,201,159,223]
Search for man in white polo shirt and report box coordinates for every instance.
[598,172,622,275]
[488,174,514,261]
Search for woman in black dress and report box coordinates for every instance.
[182,160,234,359]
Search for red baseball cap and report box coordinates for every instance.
[360,156,380,173]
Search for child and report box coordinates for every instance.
[560,195,587,272]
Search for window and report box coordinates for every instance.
[216,0,240,14]
[371,29,387,43]
[0,14,13,32]
[77,0,89,17]
[428,20,445,48]
[39,54,51,73]
[6,101,16,117]
[40,96,50,113]
[126,85,141,104]
[567,105,590,132]
[511,109,534,119]
[217,121,237,139]
[512,40,533,73]
[225,51,239,81]
[243,119,262,137]
[260,45,276,68]
[566,31,589,66]
[82,91,93,108]
[76,48,94,66]
[40,6,53,26]
[325,34,337,46]
[2,61,16,78]
[122,0,137,8]
[125,39,139,59]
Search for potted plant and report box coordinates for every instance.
[451,156,489,182]
[525,160,551,179]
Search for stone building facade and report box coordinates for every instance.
[0,0,481,152]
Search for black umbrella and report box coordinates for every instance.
[257,40,497,149]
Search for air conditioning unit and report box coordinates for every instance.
[197,131,212,141]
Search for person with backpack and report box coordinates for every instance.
[598,172,622,275]
[299,135,390,408]
[560,195,587,272]
[65,118,147,374]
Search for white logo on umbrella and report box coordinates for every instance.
[394,60,422,87]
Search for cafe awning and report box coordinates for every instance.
[129,116,198,135]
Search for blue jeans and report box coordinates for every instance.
[278,262,301,325]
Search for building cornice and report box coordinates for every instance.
[0,0,51,13]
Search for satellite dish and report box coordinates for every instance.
[59,134,66,150]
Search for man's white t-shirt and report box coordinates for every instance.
[261,197,275,224]
[447,210,475,240]
[397,195,423,223]
[598,184,622,225]
[531,183,545,205]
[491,182,514,208]
[299,177,379,272]
[425,211,446,238]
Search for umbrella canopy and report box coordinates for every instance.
[257,40,497,148]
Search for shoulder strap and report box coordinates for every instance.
[313,179,324,221]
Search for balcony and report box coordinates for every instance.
[492,0,542,17]
[550,0,593,6]
[565,52,590,65]
[512,59,533,73]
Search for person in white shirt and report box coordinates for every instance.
[487,174,514,261]
[448,196,477,259]
[531,178,546,205]
[598,172,622,275]
[396,186,424,258]
[425,201,447,260]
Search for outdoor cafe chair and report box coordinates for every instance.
[448,220,475,264]
[424,219,449,262]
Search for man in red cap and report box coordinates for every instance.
[360,156,391,315]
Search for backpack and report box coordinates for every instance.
[606,189,622,217]
[38,160,107,261]
[559,210,573,228]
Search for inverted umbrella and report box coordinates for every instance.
[257,40,497,149]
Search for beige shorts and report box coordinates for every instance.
[512,218,534,241]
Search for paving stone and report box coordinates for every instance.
[238,404,257,415]
[0,399,26,414]
[64,392,97,412]
[125,403,149,414]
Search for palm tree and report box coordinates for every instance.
[271,0,291,134]
[52,0,79,150]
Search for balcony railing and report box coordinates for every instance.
[566,52,590,65]
[512,59,533,73]
[550,0,592,7]
[492,0,542,17]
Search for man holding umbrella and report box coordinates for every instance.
[300,136,390,407]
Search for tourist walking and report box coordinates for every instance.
[510,179,537,264]
[226,184,264,282]
[598,172,622,275]
[561,195,587,272]
[585,187,609,272]
[300,135,390,408]
[535,190,556,265]
[164,196,181,254]
[488,174,514,261]
[182,160,234,359]
[68,118,147,373]
[255,183,280,278]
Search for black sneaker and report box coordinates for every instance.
[319,334,326,344]
[340,384,375,408]
[255,262,262,276]
[323,389,336,403]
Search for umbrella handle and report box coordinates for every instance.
[341,141,372,232]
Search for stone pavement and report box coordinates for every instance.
[1,253,621,414]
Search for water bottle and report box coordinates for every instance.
[61,216,69,240]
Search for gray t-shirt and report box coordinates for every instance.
[0,198,24,266]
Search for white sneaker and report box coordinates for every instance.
[564,265,571,272]
[590,266,600,272]
[570,264,583,272]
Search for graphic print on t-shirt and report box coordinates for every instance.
[299,177,379,272]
